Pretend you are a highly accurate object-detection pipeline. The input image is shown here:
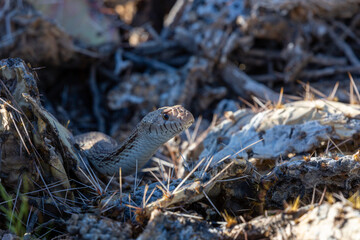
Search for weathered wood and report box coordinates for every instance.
[220,62,280,102]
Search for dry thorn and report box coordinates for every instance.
[149,170,170,195]
[155,157,166,183]
[201,156,214,178]
[0,97,22,113]
[325,139,331,155]
[101,190,118,212]
[328,138,352,152]
[172,157,206,194]
[305,81,311,100]
[77,167,101,194]
[311,185,317,206]
[203,190,221,217]
[35,164,61,214]
[204,161,234,188]
[142,184,149,208]
[326,135,344,155]
[165,211,203,220]
[319,186,327,205]
[251,96,268,110]
[350,74,355,104]
[217,138,263,165]
[348,72,360,104]
[238,96,258,112]
[156,185,172,200]
[77,152,103,194]
[144,186,157,207]
[191,115,202,144]
[328,82,339,101]
[167,167,172,195]
[276,87,284,108]
[119,168,122,201]
[298,80,327,99]
[104,174,116,194]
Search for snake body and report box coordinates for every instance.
[74,106,194,176]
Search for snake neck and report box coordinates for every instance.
[98,129,167,176]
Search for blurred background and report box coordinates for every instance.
[0,0,359,140]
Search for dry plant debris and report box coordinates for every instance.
[1,57,360,239]
[201,99,360,166]
[1,0,360,238]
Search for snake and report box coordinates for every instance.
[74,105,194,176]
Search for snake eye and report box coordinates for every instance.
[162,113,169,120]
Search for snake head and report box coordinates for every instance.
[140,105,194,139]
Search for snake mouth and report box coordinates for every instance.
[166,105,194,130]
[183,113,194,129]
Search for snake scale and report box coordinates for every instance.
[74,105,194,176]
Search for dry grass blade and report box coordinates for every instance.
[0,80,36,132]
[9,112,30,154]
[18,115,37,154]
[77,154,103,194]
[25,181,76,196]
[35,164,61,214]
[77,167,100,194]
[0,97,22,113]
[10,178,22,230]
[172,157,206,194]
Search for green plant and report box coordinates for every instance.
[0,178,29,237]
